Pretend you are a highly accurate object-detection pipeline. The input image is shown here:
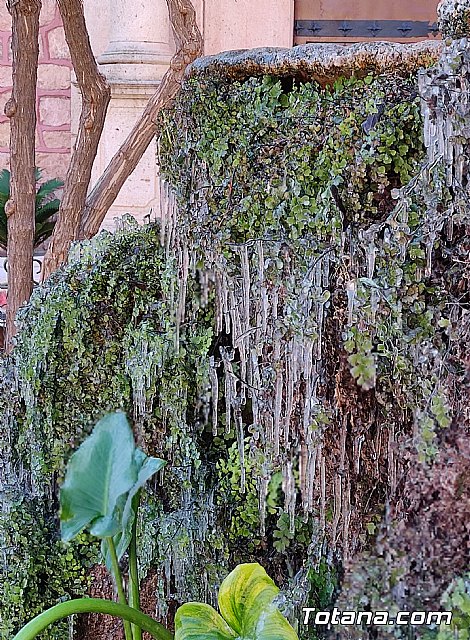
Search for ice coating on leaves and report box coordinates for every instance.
[157,45,466,590]
[160,173,346,537]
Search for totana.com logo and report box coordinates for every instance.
[302,608,452,627]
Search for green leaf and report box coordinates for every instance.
[0,168,62,248]
[175,603,237,640]
[36,177,64,206]
[60,412,137,541]
[60,412,165,545]
[0,169,10,199]
[175,564,298,640]
[36,198,61,223]
[102,449,165,569]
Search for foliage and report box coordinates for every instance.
[0,221,204,638]
[159,74,424,249]
[0,501,95,640]
[0,168,63,250]
[158,68,467,626]
[437,575,470,639]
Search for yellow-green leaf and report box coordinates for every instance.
[175,603,236,640]
[175,564,298,640]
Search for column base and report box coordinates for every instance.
[98,50,173,82]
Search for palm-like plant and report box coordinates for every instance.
[0,168,63,251]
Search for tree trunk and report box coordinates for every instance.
[76,0,202,242]
[4,0,41,350]
[40,0,111,279]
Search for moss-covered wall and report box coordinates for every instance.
[157,56,468,637]
[0,38,469,640]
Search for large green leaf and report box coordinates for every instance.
[60,412,136,541]
[175,564,298,640]
[60,412,165,544]
[102,449,165,569]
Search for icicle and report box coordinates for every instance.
[283,340,296,447]
[319,447,326,535]
[159,179,167,248]
[331,474,342,547]
[302,342,314,432]
[315,297,326,361]
[302,434,317,514]
[175,244,189,351]
[341,479,351,560]
[353,434,365,475]
[258,465,270,537]
[346,280,356,324]
[257,242,269,340]
[366,239,376,279]
[283,460,296,534]
[221,271,231,334]
[339,416,347,475]
[299,443,307,506]
[166,187,178,258]
[273,331,283,456]
[271,287,279,329]
[425,230,436,277]
[322,250,330,287]
[388,424,397,495]
[447,212,455,244]
[236,410,246,494]
[250,347,262,430]
[220,346,236,435]
[209,356,219,435]
[214,272,224,334]
[369,286,379,323]
[240,245,251,330]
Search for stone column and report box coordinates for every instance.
[97,0,173,83]
[72,0,175,230]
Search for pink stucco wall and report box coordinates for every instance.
[0,0,72,180]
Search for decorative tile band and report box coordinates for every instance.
[295,20,439,39]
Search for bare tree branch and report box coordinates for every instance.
[41,0,111,279]
[5,0,41,349]
[78,0,203,239]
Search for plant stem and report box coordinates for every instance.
[106,536,133,640]
[12,598,173,640]
[129,492,142,640]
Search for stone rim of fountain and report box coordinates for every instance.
[186,41,442,86]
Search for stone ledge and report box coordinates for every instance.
[186,41,442,85]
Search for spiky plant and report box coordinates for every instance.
[0,168,63,251]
